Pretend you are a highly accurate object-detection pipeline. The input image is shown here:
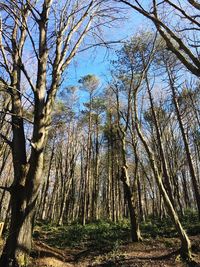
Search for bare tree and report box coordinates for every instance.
[0,1,120,266]
[117,0,200,77]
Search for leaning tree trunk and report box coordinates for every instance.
[146,77,175,208]
[170,77,200,219]
[133,98,192,260]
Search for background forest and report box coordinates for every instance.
[0,1,200,267]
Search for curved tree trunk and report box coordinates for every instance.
[133,95,192,260]
[169,74,200,219]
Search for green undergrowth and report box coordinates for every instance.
[34,219,130,251]
[141,209,200,238]
[33,210,200,250]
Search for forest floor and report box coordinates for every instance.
[1,213,200,267]
[31,235,200,267]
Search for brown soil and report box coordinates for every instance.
[1,236,200,266]
[30,236,200,267]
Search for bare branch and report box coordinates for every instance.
[0,133,12,147]
[187,0,200,10]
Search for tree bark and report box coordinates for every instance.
[168,70,200,219]
[120,132,142,242]
[134,94,192,260]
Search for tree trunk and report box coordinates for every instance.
[0,151,44,267]
[120,134,142,242]
[181,170,191,209]
[0,200,33,267]
[41,141,55,220]
[133,88,192,260]
[169,74,200,219]
[146,76,175,208]
[121,166,142,242]
[135,110,192,260]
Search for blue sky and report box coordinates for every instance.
[64,9,152,88]
[57,6,164,110]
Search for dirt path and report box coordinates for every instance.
[31,236,200,267]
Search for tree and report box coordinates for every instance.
[114,31,192,260]
[110,74,143,241]
[165,61,200,219]
[0,1,118,266]
[78,74,100,225]
[117,0,200,77]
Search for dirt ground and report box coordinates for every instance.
[0,236,200,266]
[29,236,200,267]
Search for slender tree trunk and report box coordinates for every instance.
[137,177,144,222]
[120,132,142,242]
[181,170,191,209]
[41,141,55,220]
[107,145,112,220]
[121,166,142,241]
[58,164,75,225]
[168,72,200,219]
[134,96,192,260]
[93,118,100,220]
[146,76,175,208]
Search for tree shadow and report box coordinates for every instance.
[137,249,179,260]
[31,242,73,263]
[92,249,181,267]
[74,246,111,263]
